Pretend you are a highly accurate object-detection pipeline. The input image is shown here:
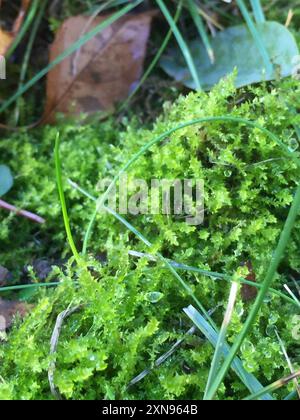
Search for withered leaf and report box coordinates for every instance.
[241,261,258,302]
[44,12,155,123]
[0,298,31,331]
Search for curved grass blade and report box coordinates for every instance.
[83,115,300,253]
[55,134,81,265]
[156,0,202,90]
[0,0,143,114]
[127,250,299,308]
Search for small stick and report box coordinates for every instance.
[0,199,45,224]
[48,305,83,400]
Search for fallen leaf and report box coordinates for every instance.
[160,22,299,90]
[241,261,258,303]
[0,298,30,331]
[44,12,155,123]
[0,0,31,55]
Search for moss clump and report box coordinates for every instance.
[0,76,300,400]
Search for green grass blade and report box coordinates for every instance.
[14,0,48,125]
[204,279,240,398]
[250,0,266,23]
[120,1,183,111]
[83,115,300,254]
[55,134,81,265]
[243,370,300,400]
[184,305,274,400]
[0,0,143,114]
[205,183,300,400]
[186,0,214,63]
[6,0,40,59]
[127,250,299,308]
[156,0,202,90]
[237,0,272,73]
[0,282,58,293]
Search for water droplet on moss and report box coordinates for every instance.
[288,138,299,152]
[266,325,277,338]
[263,294,272,304]
[145,292,164,303]
[245,362,256,371]
[224,169,232,177]
[236,303,244,317]
[269,313,279,325]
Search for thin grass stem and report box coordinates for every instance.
[156,0,202,90]
[120,1,183,111]
[236,0,272,73]
[187,0,214,63]
[55,134,81,265]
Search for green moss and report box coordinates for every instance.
[0,76,300,400]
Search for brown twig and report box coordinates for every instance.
[48,305,83,400]
[0,199,45,224]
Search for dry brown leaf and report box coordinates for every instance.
[0,0,31,55]
[44,12,155,123]
[241,261,258,302]
[0,298,30,331]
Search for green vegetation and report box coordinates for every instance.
[1,76,300,399]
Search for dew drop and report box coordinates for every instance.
[245,362,256,371]
[269,313,279,325]
[288,138,299,152]
[236,303,244,318]
[145,292,164,303]
[263,294,272,304]
[266,324,277,338]
[224,169,232,178]
[241,341,255,354]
